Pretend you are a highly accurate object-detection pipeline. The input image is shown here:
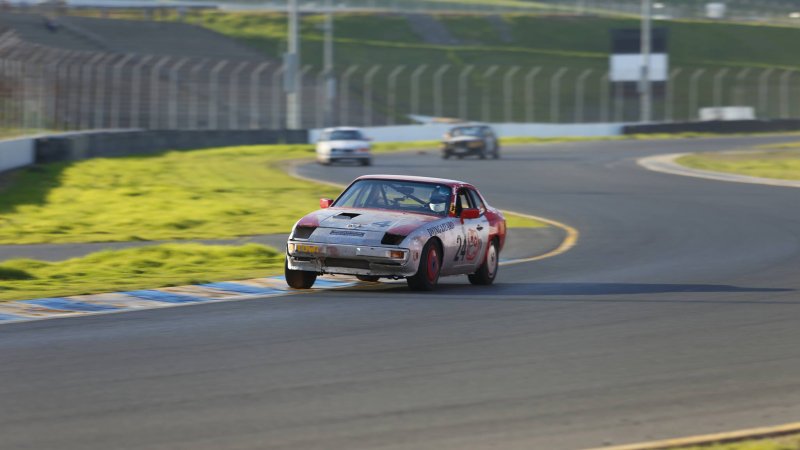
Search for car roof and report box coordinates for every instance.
[354,174,473,189]
[323,127,362,132]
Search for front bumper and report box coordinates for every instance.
[286,240,417,277]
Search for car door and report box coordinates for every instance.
[453,188,489,272]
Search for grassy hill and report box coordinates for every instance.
[187,12,800,70]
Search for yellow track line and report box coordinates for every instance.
[584,421,800,450]
[498,209,579,266]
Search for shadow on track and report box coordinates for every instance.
[345,282,795,303]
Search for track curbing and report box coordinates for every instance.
[585,421,800,450]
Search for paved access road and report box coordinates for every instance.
[2,136,799,450]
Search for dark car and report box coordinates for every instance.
[441,124,500,160]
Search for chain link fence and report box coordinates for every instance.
[2,48,798,134]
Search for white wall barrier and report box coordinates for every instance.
[309,122,628,143]
[0,137,35,173]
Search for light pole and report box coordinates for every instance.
[323,0,335,126]
[285,0,301,129]
[639,0,652,122]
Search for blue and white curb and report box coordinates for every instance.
[0,276,360,324]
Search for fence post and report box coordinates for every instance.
[340,65,359,126]
[758,68,775,118]
[574,68,592,123]
[457,65,474,121]
[387,65,406,125]
[315,67,328,128]
[147,56,170,129]
[297,65,312,127]
[130,55,154,129]
[712,68,729,107]
[188,59,209,130]
[779,69,794,118]
[524,66,541,123]
[733,67,751,106]
[91,54,116,129]
[599,72,609,123]
[80,53,104,129]
[688,68,706,120]
[208,60,228,130]
[249,62,270,129]
[433,64,450,118]
[227,61,249,129]
[481,65,498,122]
[665,68,681,122]
[167,57,190,129]
[363,64,381,127]
[550,67,567,123]
[109,54,134,128]
[503,66,520,123]
[410,65,428,116]
[271,64,286,129]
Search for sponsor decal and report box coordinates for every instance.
[427,221,455,237]
[465,229,482,261]
[346,223,364,229]
[372,221,392,228]
[330,230,365,237]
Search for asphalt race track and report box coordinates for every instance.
[2,136,799,450]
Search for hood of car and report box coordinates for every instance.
[316,209,441,234]
[445,136,481,143]
[323,140,369,149]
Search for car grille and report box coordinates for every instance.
[325,258,370,270]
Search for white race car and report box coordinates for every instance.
[285,175,507,291]
[315,127,372,166]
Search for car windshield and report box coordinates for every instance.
[325,130,363,141]
[450,126,482,137]
[334,179,452,216]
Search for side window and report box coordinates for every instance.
[467,189,485,213]
[456,189,473,215]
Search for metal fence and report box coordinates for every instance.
[1,42,799,133]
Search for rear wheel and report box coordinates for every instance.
[468,240,499,285]
[493,144,501,159]
[479,146,487,159]
[285,256,317,289]
[356,275,380,282]
[407,240,442,291]
[360,158,372,166]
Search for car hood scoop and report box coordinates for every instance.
[333,212,361,219]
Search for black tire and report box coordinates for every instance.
[493,145,501,159]
[360,158,372,166]
[442,152,451,160]
[468,239,499,285]
[407,240,442,291]
[356,275,380,282]
[478,146,487,159]
[285,256,317,289]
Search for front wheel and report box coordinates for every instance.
[407,240,442,291]
[468,240,499,285]
[360,158,372,166]
[285,256,317,289]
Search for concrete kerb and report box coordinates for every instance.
[638,152,800,189]
[584,421,800,450]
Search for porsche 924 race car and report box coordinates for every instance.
[285,175,507,291]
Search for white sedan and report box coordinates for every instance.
[315,127,372,166]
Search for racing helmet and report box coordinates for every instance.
[429,186,451,213]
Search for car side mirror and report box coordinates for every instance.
[320,198,334,209]
[461,208,480,220]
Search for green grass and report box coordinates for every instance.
[0,144,342,244]
[674,434,800,449]
[0,243,283,301]
[677,148,800,181]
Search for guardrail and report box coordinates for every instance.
[0,128,309,173]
